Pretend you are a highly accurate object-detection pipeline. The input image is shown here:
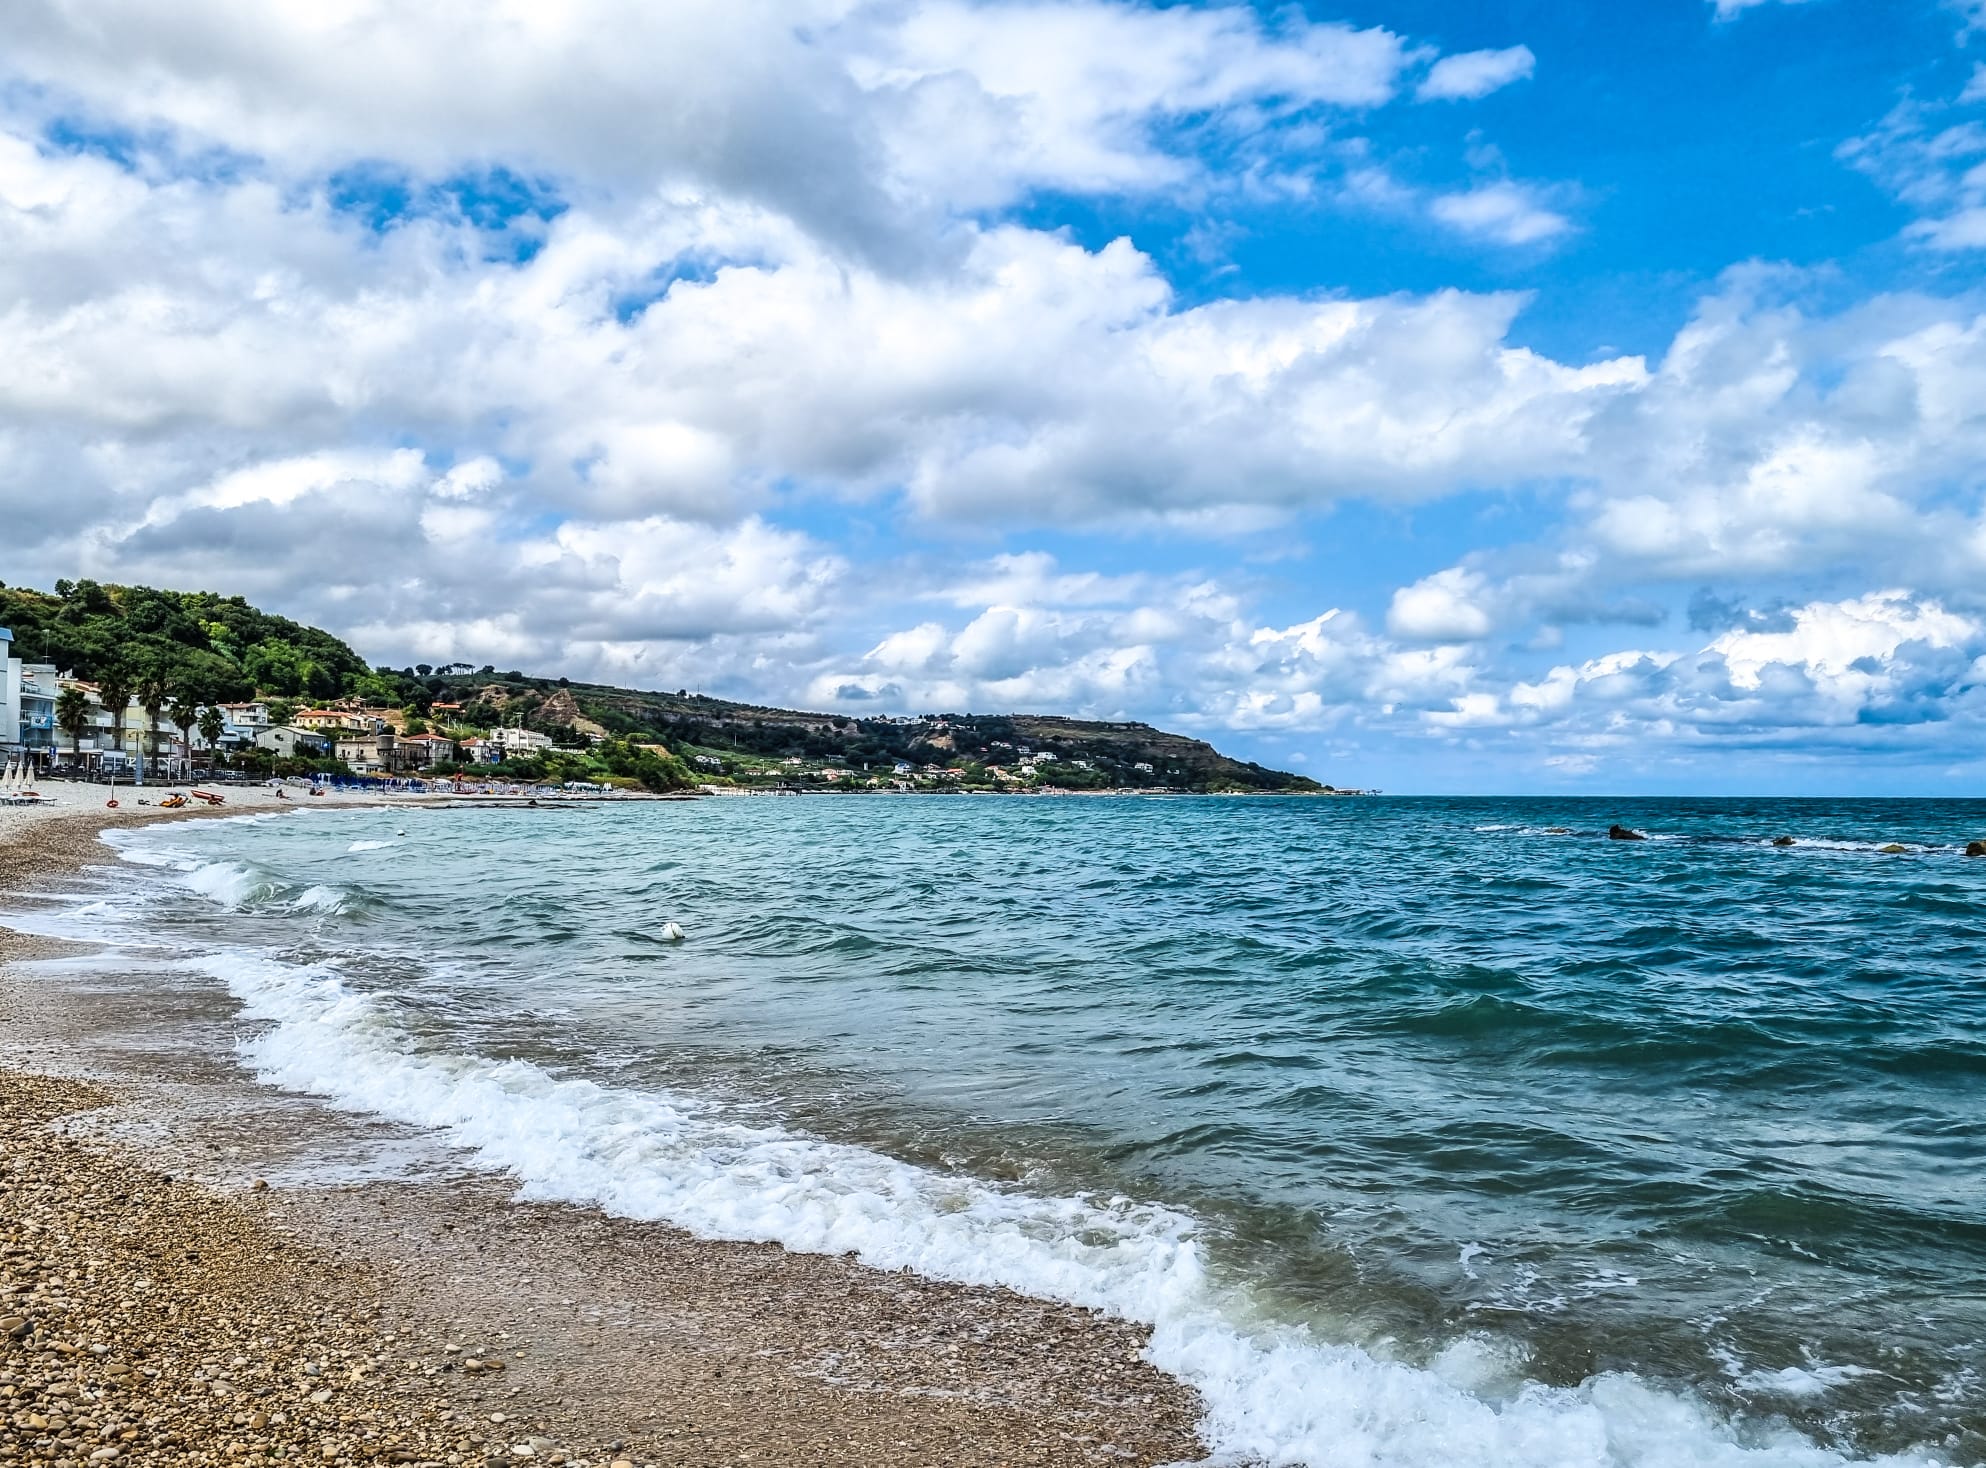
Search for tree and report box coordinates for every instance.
[138,666,173,772]
[55,686,91,762]
[198,706,226,771]
[168,695,199,777]
[96,664,134,767]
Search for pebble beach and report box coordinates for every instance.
[0,799,1207,1468]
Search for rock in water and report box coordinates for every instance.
[1608,825,1646,841]
[1880,843,1907,854]
[1967,840,1986,857]
[1772,836,1796,846]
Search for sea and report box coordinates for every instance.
[8,795,1985,1467]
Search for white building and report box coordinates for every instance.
[490,726,554,757]
[255,725,331,759]
[0,629,19,760]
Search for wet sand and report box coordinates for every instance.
[0,806,1207,1467]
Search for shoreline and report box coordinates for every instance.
[0,802,1209,1467]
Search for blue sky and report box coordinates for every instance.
[2,0,1985,792]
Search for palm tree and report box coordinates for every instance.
[168,695,199,779]
[55,687,91,766]
[198,706,226,772]
[138,667,173,777]
[96,664,135,774]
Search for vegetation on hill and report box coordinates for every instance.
[0,579,372,702]
[0,579,1326,793]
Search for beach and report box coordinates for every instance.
[0,799,1206,1467]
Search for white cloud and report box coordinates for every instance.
[0,0,1429,250]
[1387,567,1496,641]
[0,125,1647,531]
[1429,181,1572,245]
[1838,95,1986,252]
[1416,46,1535,103]
[857,1,1420,207]
[1709,0,1813,19]
[802,552,1986,783]
[1706,590,1973,689]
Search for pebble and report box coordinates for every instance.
[0,1072,606,1468]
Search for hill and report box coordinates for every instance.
[436,677,1323,792]
[0,579,1326,793]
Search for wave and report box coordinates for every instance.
[67,820,1965,1468]
[102,836,366,919]
[147,939,1937,1467]
[347,839,399,853]
[1468,826,1967,856]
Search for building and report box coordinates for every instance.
[490,726,554,757]
[336,730,398,774]
[0,629,19,760]
[291,707,367,734]
[49,678,114,765]
[458,737,498,764]
[220,702,270,729]
[396,733,456,769]
[17,663,57,757]
[255,725,332,760]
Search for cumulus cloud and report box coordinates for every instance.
[1387,567,1497,641]
[1429,181,1572,244]
[0,124,1648,532]
[0,0,1440,255]
[804,552,1986,783]
[1416,46,1535,102]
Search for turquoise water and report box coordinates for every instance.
[49,798,1986,1464]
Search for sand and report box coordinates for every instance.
[0,800,1208,1467]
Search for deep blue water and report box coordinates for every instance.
[37,796,1986,1465]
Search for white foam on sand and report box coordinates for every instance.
[58,830,1961,1468]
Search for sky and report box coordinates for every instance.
[2,1,1985,793]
